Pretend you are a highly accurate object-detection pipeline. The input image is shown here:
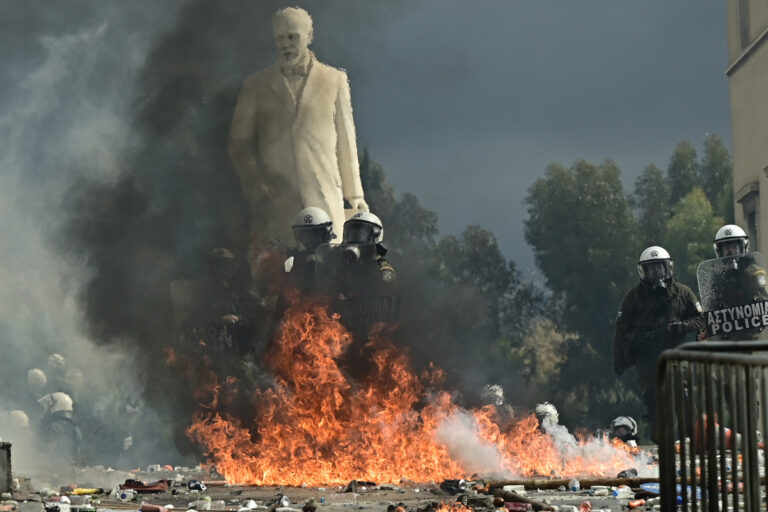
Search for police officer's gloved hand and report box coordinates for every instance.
[667,321,685,335]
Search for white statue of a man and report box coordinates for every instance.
[228,7,368,254]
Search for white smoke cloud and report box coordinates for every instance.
[0,3,184,479]
[435,408,657,480]
[435,409,515,479]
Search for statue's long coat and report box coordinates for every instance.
[229,58,363,240]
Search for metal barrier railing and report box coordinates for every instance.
[657,341,768,511]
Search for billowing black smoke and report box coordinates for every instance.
[0,0,544,471]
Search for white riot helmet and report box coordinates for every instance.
[610,415,638,436]
[1,410,30,429]
[343,212,383,244]
[714,224,749,258]
[47,353,66,371]
[38,392,74,415]
[534,402,559,425]
[292,207,336,251]
[28,368,48,390]
[480,384,505,407]
[637,246,674,283]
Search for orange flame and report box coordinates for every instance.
[187,300,640,485]
[611,437,640,455]
[435,503,473,512]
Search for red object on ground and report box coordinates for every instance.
[119,479,171,493]
[503,503,531,511]
[628,499,645,509]
[140,504,168,512]
[578,500,592,512]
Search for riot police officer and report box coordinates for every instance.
[311,212,399,338]
[613,246,704,438]
[609,415,639,446]
[712,224,768,306]
[284,207,337,290]
[694,224,768,340]
[339,211,395,283]
[37,392,82,462]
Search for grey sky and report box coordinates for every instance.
[322,0,731,270]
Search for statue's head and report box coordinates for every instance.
[272,7,313,65]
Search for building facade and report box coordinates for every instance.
[726,0,768,251]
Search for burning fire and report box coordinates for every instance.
[435,503,472,512]
[185,298,640,485]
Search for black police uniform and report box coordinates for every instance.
[612,278,705,437]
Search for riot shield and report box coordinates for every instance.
[312,243,401,333]
[697,252,768,339]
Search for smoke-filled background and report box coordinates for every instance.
[0,0,732,471]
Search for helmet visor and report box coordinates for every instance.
[645,262,667,281]
[640,260,671,282]
[208,258,237,279]
[343,222,373,244]
[717,240,746,257]
[613,425,630,436]
[294,226,329,251]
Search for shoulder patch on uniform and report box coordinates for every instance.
[616,311,623,319]
[759,275,767,287]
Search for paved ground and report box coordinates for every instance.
[3,467,661,512]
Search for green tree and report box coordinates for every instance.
[358,153,546,391]
[360,150,438,253]
[633,164,670,244]
[503,318,574,398]
[698,134,733,220]
[667,140,699,204]
[430,226,515,336]
[525,159,639,334]
[718,181,735,224]
[524,159,640,424]
[662,187,723,289]
[360,149,396,217]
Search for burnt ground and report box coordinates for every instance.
[4,459,664,512]
[4,482,654,512]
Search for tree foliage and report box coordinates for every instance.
[662,187,723,288]
[633,164,670,244]
[699,134,733,220]
[360,151,546,397]
[360,150,439,253]
[524,159,641,424]
[525,159,639,335]
[504,318,574,398]
[668,140,699,204]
